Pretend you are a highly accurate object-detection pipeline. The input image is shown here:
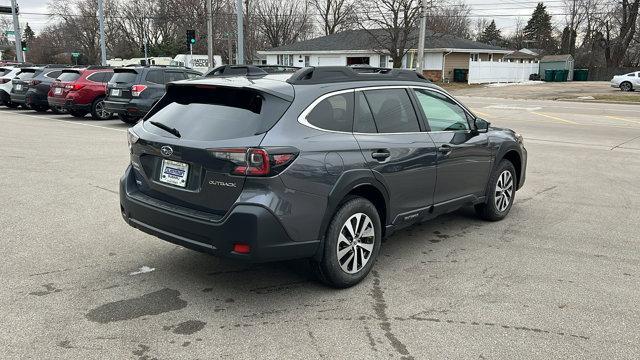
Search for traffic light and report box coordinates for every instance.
[21,41,27,52]
[186,30,196,46]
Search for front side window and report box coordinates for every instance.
[362,89,420,133]
[414,89,470,131]
[306,92,354,132]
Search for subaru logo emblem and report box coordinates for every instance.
[160,146,173,157]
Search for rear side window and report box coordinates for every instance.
[111,71,138,84]
[354,92,377,133]
[58,72,81,82]
[45,70,62,79]
[145,86,291,141]
[164,71,186,83]
[145,70,164,84]
[362,89,420,133]
[87,73,104,82]
[306,93,354,132]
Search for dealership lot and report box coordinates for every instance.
[1,98,639,359]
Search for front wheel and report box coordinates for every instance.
[117,113,140,124]
[5,101,18,109]
[311,197,382,288]
[475,160,517,221]
[620,82,633,92]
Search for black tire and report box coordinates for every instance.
[311,197,382,288]
[475,159,517,221]
[69,110,88,118]
[90,97,112,120]
[5,101,19,109]
[118,113,140,124]
[50,106,66,114]
[33,105,49,113]
[620,82,633,92]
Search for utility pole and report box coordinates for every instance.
[98,0,106,65]
[236,0,244,64]
[10,0,23,62]
[227,32,233,65]
[206,0,214,70]
[416,0,428,73]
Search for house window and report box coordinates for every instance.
[470,53,479,62]
[379,54,390,68]
[346,56,370,66]
[277,54,294,66]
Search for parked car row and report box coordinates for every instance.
[0,64,202,123]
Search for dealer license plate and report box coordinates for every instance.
[110,89,121,97]
[160,159,189,187]
[15,84,22,91]
[54,87,62,95]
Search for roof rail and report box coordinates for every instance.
[287,66,429,85]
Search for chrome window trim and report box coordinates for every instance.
[297,85,477,135]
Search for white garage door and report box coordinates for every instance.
[317,56,343,66]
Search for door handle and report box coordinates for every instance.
[438,144,453,155]
[371,149,391,161]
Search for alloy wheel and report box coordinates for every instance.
[96,100,111,119]
[494,170,514,212]
[621,83,632,92]
[336,213,375,274]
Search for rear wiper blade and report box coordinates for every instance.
[148,120,181,138]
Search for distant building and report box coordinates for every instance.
[503,49,540,63]
[258,29,511,82]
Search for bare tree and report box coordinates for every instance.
[255,0,313,48]
[313,0,357,35]
[427,1,472,40]
[600,0,640,66]
[357,0,421,68]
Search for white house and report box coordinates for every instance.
[258,29,513,82]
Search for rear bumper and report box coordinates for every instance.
[48,96,91,112]
[25,90,49,108]
[105,99,153,117]
[10,92,27,105]
[119,166,319,262]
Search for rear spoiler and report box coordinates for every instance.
[166,81,294,102]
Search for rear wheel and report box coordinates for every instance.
[50,106,66,114]
[118,113,140,124]
[69,110,88,118]
[32,105,49,113]
[5,101,18,109]
[475,160,517,221]
[91,97,112,120]
[311,197,381,288]
[620,82,633,92]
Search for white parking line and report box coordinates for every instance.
[4,111,127,133]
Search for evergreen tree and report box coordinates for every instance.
[523,3,557,53]
[477,20,502,45]
[23,23,35,43]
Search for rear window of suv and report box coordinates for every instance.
[144,86,291,141]
[17,70,39,80]
[58,72,81,82]
[110,71,138,84]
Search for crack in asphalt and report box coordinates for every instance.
[370,271,414,360]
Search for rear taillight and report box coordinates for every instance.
[209,148,297,177]
[131,85,147,97]
[0,78,9,84]
[65,83,84,91]
[29,80,41,86]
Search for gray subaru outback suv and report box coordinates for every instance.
[120,66,527,288]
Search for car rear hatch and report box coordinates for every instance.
[129,82,294,216]
[107,68,139,102]
[50,69,82,98]
[12,68,40,94]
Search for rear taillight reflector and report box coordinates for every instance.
[65,83,84,91]
[0,78,10,84]
[131,85,147,97]
[209,148,297,177]
[233,243,251,254]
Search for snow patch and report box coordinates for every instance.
[484,81,545,88]
[130,266,156,275]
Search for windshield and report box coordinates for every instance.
[144,86,291,141]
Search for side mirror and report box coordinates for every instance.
[474,117,490,133]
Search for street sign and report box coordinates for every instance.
[71,52,80,58]
[0,5,17,14]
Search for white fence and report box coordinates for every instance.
[468,60,539,84]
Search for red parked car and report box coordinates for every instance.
[47,66,114,119]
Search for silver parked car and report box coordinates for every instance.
[611,71,640,91]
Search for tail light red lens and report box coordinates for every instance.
[65,83,84,91]
[0,78,9,84]
[209,148,297,177]
[233,243,251,254]
[131,85,147,97]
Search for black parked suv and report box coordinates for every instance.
[120,66,527,288]
[9,66,44,109]
[104,66,201,124]
[21,65,70,112]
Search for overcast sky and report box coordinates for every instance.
[3,0,569,36]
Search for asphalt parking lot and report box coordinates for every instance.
[1,98,639,359]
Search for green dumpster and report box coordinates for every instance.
[554,70,564,82]
[544,69,556,82]
[453,68,468,82]
[573,69,588,81]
